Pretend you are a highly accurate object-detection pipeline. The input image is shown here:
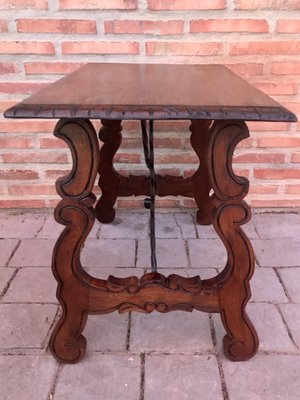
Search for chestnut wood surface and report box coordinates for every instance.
[4,63,296,122]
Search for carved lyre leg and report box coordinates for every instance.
[190,120,212,225]
[49,119,99,363]
[95,119,122,223]
[207,120,259,361]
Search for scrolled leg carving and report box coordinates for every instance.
[208,120,259,361]
[49,118,99,363]
[95,119,122,223]
[189,120,212,225]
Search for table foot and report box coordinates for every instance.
[95,119,122,223]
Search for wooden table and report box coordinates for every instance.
[4,63,297,363]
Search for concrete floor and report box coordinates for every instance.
[0,210,300,400]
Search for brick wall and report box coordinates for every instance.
[0,0,299,209]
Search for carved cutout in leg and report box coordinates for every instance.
[190,120,212,225]
[208,120,259,361]
[95,119,122,223]
[49,119,99,363]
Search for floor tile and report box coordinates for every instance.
[54,354,140,400]
[155,213,182,238]
[188,238,227,268]
[81,239,136,268]
[144,354,223,400]
[253,213,300,239]
[279,304,300,348]
[4,267,57,303]
[223,354,300,400]
[0,239,19,267]
[130,311,213,352]
[252,238,300,267]
[85,267,145,279]
[0,213,44,239]
[38,215,99,239]
[0,304,57,348]
[277,267,300,303]
[9,239,55,267]
[99,212,148,239]
[250,267,288,303]
[214,303,297,353]
[0,355,57,400]
[137,239,188,268]
[174,212,197,238]
[85,313,129,352]
[196,220,258,239]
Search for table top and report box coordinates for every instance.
[4,63,296,122]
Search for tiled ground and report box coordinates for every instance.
[0,210,300,400]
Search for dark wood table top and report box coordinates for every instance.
[4,63,296,122]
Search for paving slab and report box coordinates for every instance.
[9,239,55,267]
[174,212,197,238]
[155,213,183,238]
[144,354,223,400]
[196,220,258,239]
[85,267,145,279]
[99,212,149,239]
[277,267,300,303]
[250,267,288,303]
[213,303,297,354]
[222,354,300,400]
[54,354,140,400]
[253,213,300,239]
[279,304,300,348]
[0,213,44,239]
[84,313,128,352]
[188,238,227,268]
[81,239,136,268]
[0,303,57,348]
[137,239,188,268]
[0,267,14,295]
[130,310,213,352]
[252,238,300,267]
[0,355,57,400]
[0,239,19,267]
[4,267,57,303]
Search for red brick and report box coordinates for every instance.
[270,62,300,75]
[190,19,268,33]
[0,100,17,112]
[155,152,198,163]
[234,153,285,163]
[8,184,56,195]
[17,19,97,34]
[230,41,300,55]
[0,41,55,54]
[0,121,55,133]
[25,62,84,75]
[117,198,144,208]
[45,169,71,179]
[114,153,141,163]
[147,0,226,10]
[146,41,223,56]
[285,185,300,194]
[235,0,300,10]
[2,152,68,164]
[225,63,264,76]
[254,169,300,179]
[0,0,48,9]
[0,19,8,32]
[0,137,33,148]
[251,199,300,207]
[39,137,68,148]
[155,198,180,208]
[0,169,39,180]
[257,137,300,147]
[105,20,184,35]
[292,153,300,163]
[59,0,137,9]
[0,63,19,74]
[249,184,279,194]
[62,41,139,54]
[253,82,298,95]
[247,121,290,131]
[282,102,300,114]
[276,19,300,33]
[0,82,48,94]
[0,200,46,208]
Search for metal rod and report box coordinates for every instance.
[141,120,157,273]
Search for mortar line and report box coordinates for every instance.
[0,268,19,300]
[48,363,63,400]
[34,215,47,239]
[209,314,230,400]
[5,239,21,267]
[273,267,293,303]
[134,239,138,268]
[126,312,132,351]
[173,212,184,238]
[140,352,146,400]
[275,304,299,350]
